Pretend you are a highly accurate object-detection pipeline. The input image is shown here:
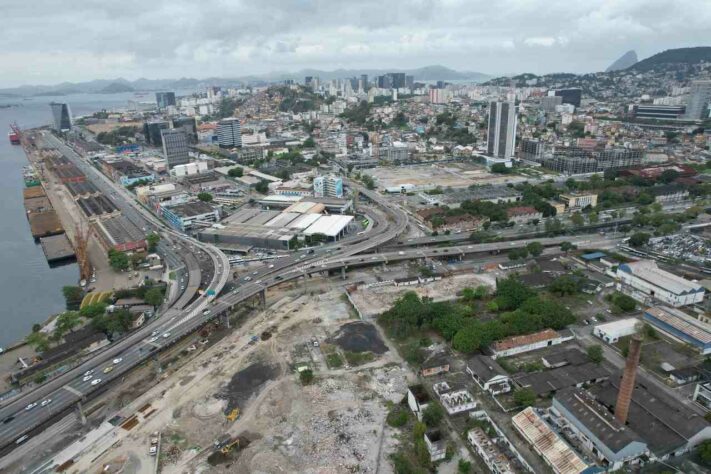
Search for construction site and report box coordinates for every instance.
[21,274,414,474]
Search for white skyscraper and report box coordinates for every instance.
[217,118,242,148]
[685,80,711,120]
[313,175,343,198]
[487,101,517,159]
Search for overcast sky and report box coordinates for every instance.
[2,0,710,87]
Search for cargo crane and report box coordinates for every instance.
[74,224,91,282]
[8,122,21,145]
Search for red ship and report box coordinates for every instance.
[8,122,20,145]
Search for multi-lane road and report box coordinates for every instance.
[0,157,407,451]
[0,133,231,450]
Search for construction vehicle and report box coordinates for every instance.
[226,408,240,422]
[220,437,241,454]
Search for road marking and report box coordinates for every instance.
[62,385,83,397]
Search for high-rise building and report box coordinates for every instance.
[161,129,190,169]
[405,75,415,89]
[50,102,72,131]
[172,117,198,144]
[685,80,711,120]
[540,95,563,113]
[519,139,545,163]
[143,121,170,147]
[377,75,392,89]
[360,74,368,90]
[389,72,406,89]
[155,92,176,109]
[305,76,313,88]
[313,175,344,198]
[551,88,582,108]
[217,118,242,148]
[487,101,517,159]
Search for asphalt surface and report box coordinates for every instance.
[0,176,404,451]
[0,133,230,449]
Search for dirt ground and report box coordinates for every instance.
[60,282,415,474]
[349,273,496,317]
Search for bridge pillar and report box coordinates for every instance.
[152,354,162,374]
[341,266,346,280]
[76,401,87,426]
[259,289,266,307]
[222,312,231,329]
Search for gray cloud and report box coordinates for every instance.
[1,0,710,86]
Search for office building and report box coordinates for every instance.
[389,72,406,89]
[487,101,517,159]
[685,80,711,120]
[558,193,598,209]
[217,118,242,148]
[630,104,686,121]
[360,74,368,90]
[540,95,563,113]
[550,88,582,108]
[313,175,343,198]
[543,146,642,175]
[172,116,198,144]
[405,75,415,89]
[305,76,313,87]
[161,129,190,169]
[155,91,176,109]
[143,121,170,147]
[519,138,545,162]
[377,74,392,89]
[50,102,72,131]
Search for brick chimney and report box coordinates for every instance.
[615,334,642,425]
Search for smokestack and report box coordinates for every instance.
[615,334,642,425]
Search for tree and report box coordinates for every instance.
[146,232,160,252]
[144,287,164,308]
[299,368,314,385]
[255,180,269,194]
[495,276,535,311]
[26,331,50,353]
[571,212,584,226]
[549,275,581,296]
[386,406,409,427]
[227,167,244,178]
[526,241,544,257]
[613,293,637,312]
[513,388,536,408]
[587,345,604,364]
[697,439,711,467]
[62,286,84,310]
[80,302,107,318]
[560,241,577,253]
[303,137,315,147]
[452,323,483,353]
[421,402,445,428]
[508,248,528,260]
[659,169,680,184]
[55,311,82,338]
[628,232,650,248]
[197,192,213,202]
[108,249,129,271]
[490,163,511,174]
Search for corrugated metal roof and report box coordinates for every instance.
[303,215,353,237]
[512,407,588,474]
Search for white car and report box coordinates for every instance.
[268,264,274,269]
[91,378,102,386]
[83,375,93,382]
[244,276,252,282]
[202,309,210,315]
[25,403,37,411]
[113,358,123,364]
[148,336,159,343]
[151,330,159,337]
[84,369,94,377]
[41,399,52,407]
[162,332,171,338]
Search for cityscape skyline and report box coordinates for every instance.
[2,0,711,87]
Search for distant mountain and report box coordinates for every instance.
[0,65,491,97]
[629,46,711,72]
[99,82,134,93]
[606,50,638,72]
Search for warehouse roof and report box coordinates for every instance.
[93,215,146,246]
[512,406,589,474]
[163,201,217,218]
[492,329,561,352]
[515,362,610,396]
[285,201,325,214]
[644,306,711,344]
[618,260,704,295]
[265,212,301,228]
[593,318,640,335]
[554,388,644,454]
[303,215,353,237]
[287,213,321,230]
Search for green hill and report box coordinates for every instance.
[630,47,711,72]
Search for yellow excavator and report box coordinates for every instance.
[221,437,241,454]
[226,408,240,422]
